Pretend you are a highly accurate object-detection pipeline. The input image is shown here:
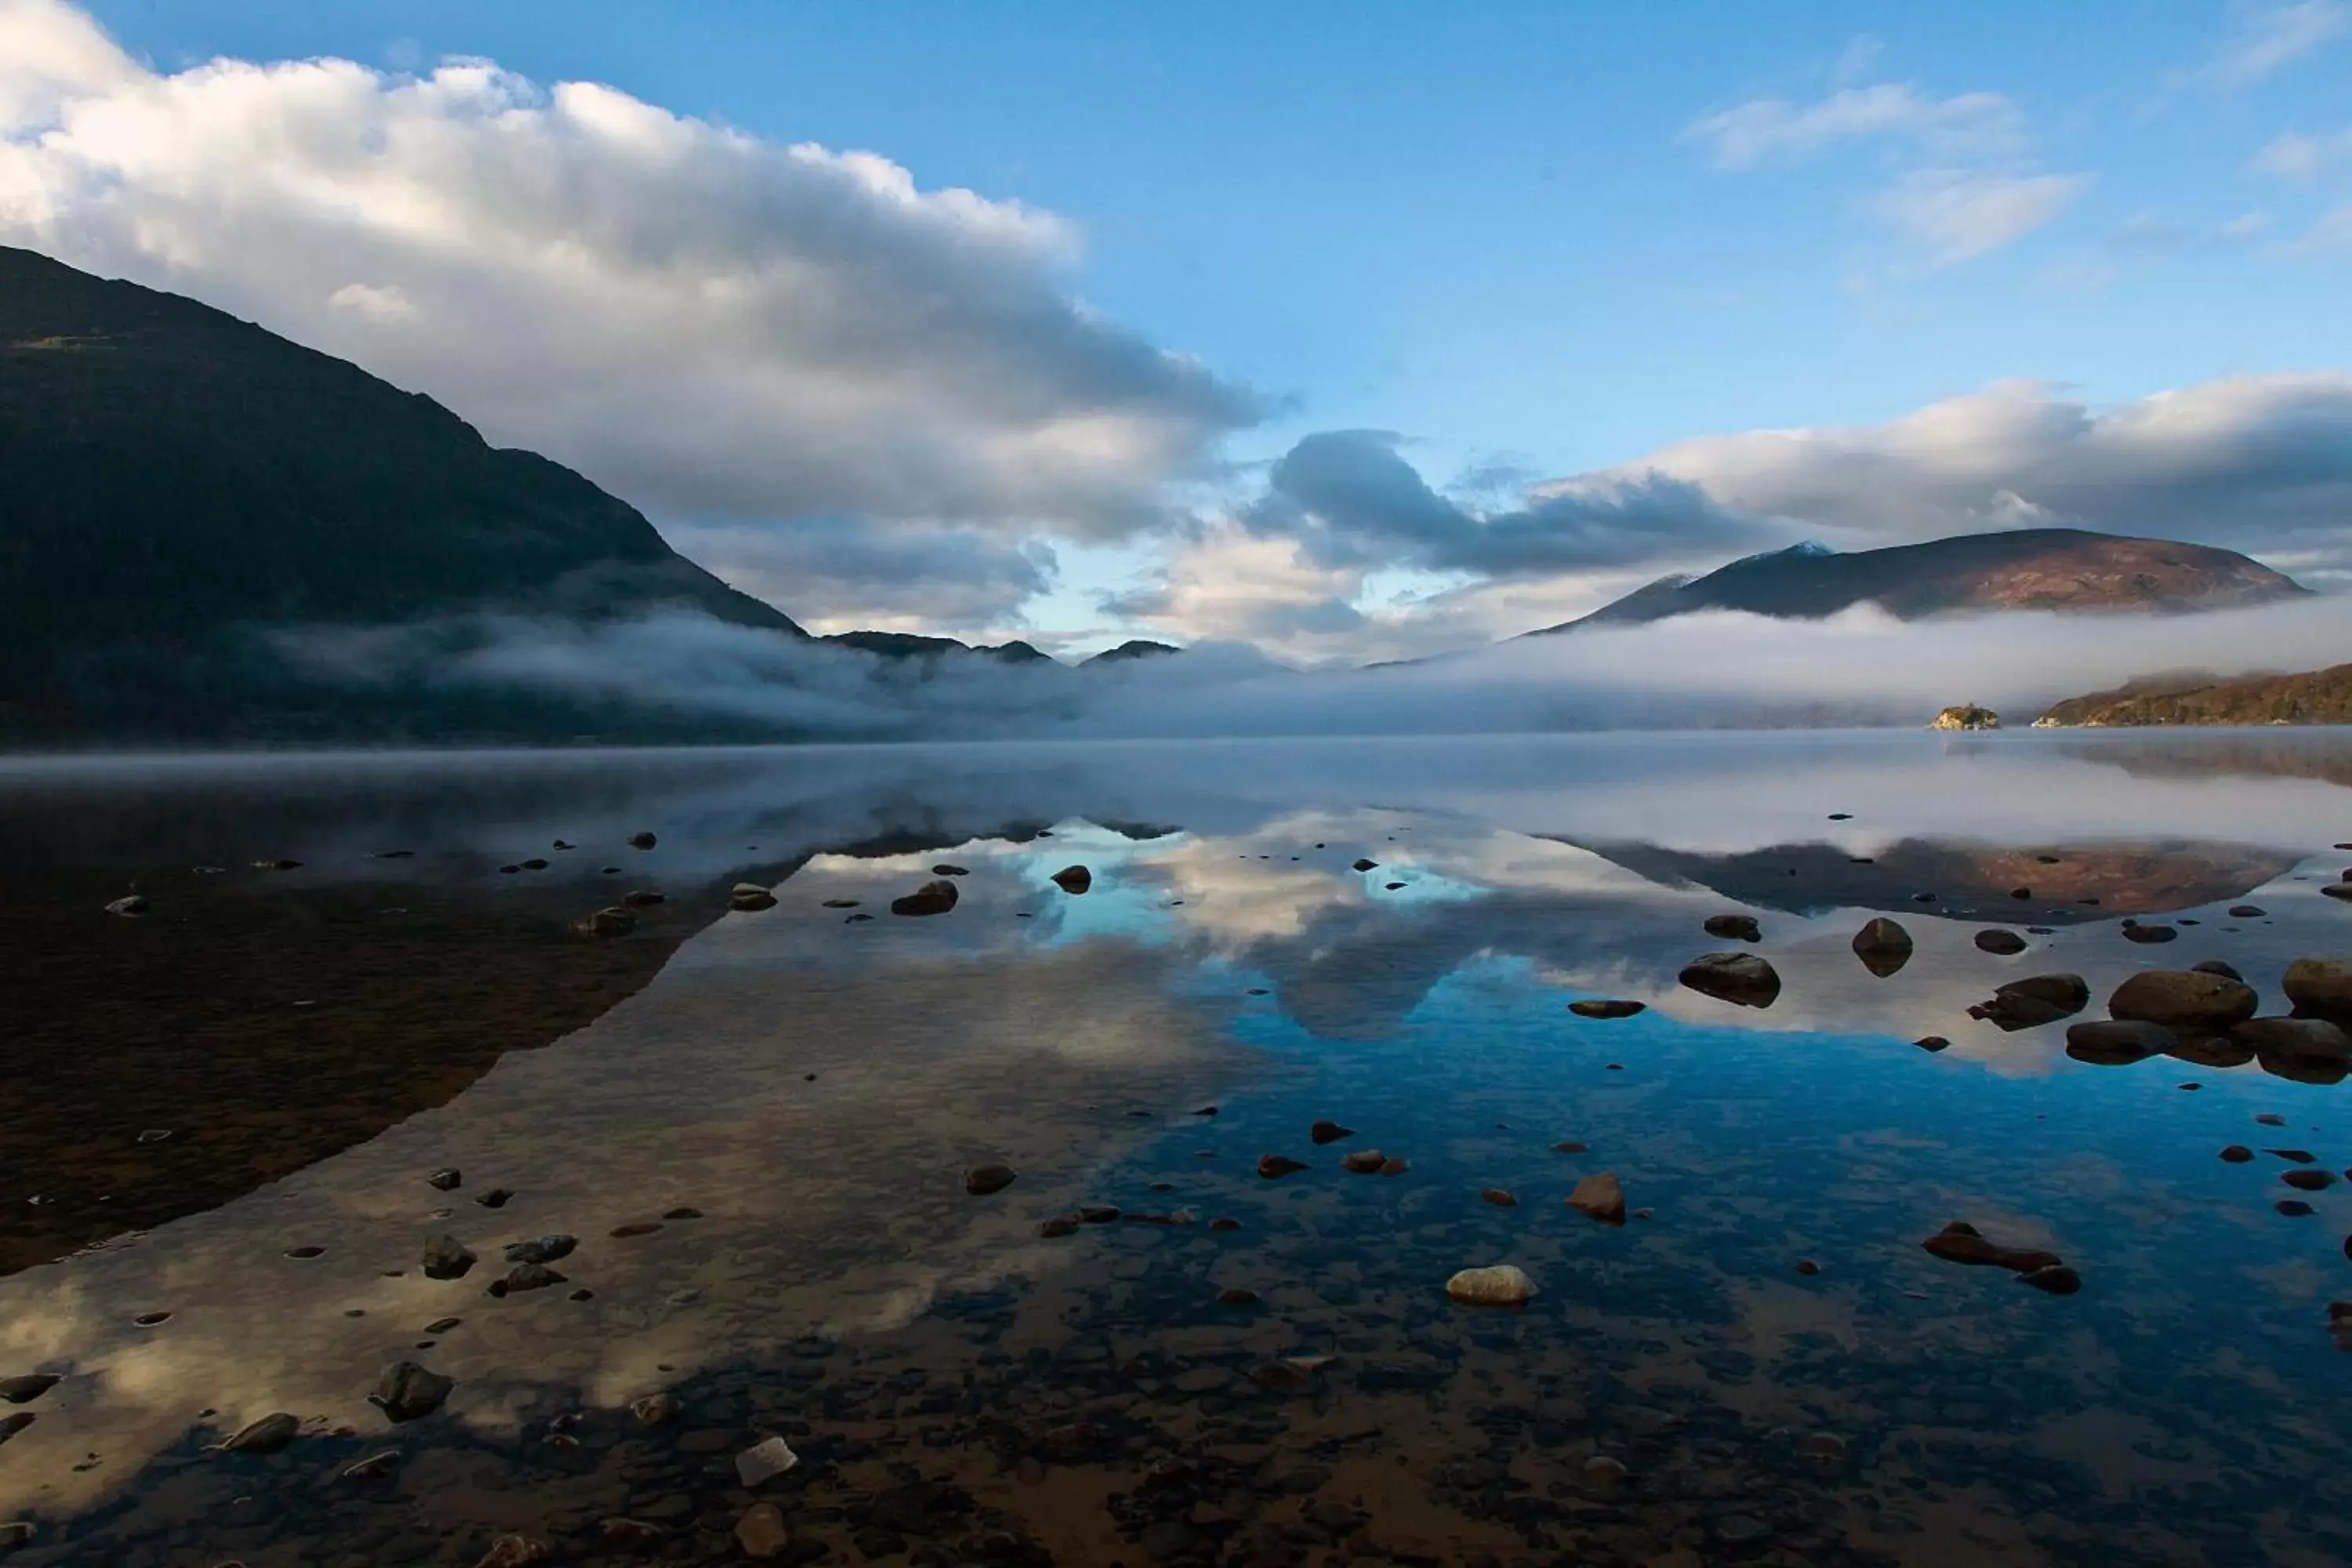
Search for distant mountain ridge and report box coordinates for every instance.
[1524,529,2307,635]
[2034,665,2352,728]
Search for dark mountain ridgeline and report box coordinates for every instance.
[1526,530,2307,635]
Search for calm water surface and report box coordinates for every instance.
[4,730,2352,1567]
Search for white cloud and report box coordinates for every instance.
[1685,66,2084,267]
[1686,83,2027,169]
[1877,169,2092,266]
[1558,373,2352,565]
[0,0,1257,626]
[2197,0,2352,86]
[2252,127,2352,178]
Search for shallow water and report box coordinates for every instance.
[4,730,2352,1566]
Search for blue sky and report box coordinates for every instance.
[17,1,2352,657]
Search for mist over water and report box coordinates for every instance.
[268,593,2352,740]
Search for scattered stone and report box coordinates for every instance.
[474,1536,550,1568]
[283,1244,326,1260]
[502,1235,576,1265]
[1581,1454,1628,1495]
[1051,865,1093,894]
[2235,1017,2352,1059]
[426,1167,462,1192]
[1039,1216,1079,1238]
[1338,1149,1386,1174]
[1975,929,2027,955]
[1210,1217,1241,1232]
[474,1188,514,1210]
[1797,1432,1847,1465]
[963,1163,1017,1196]
[423,1317,461,1334]
[1380,1156,1410,1174]
[931,863,970,877]
[600,1519,664,1544]
[339,1450,400,1481]
[2285,1168,2338,1192]
[1309,1119,1355,1145]
[2257,1112,2288,1126]
[487,1263,567,1297]
[844,913,872,923]
[821,898,859,909]
[1551,1140,1589,1153]
[422,1236,477,1281]
[621,889,666,908]
[1922,1220,2060,1274]
[1352,858,1379,872]
[572,906,635,938]
[1968,972,2089,1030]
[735,1503,790,1559]
[2009,887,2033,900]
[2122,922,2180,944]
[369,1361,453,1424]
[103,894,148,917]
[1257,1154,1310,1178]
[1481,1188,1517,1207]
[1795,1259,1821,1276]
[0,1414,32,1447]
[1567,1171,1628,1225]
[629,1392,681,1426]
[626,832,657,849]
[1444,1264,1536,1307]
[220,1411,300,1454]
[2221,1145,2255,1163]
[1850,917,1915,977]
[2065,1020,2174,1065]
[0,1376,57,1405]
[136,1128,172,1143]
[2110,969,2259,1032]
[254,858,303,871]
[609,1222,662,1238]
[1570,999,1645,1018]
[2279,1200,2318,1217]
[1915,1036,1951,1052]
[735,1435,800,1486]
[1704,913,1762,942]
[891,879,960,916]
[1217,1287,1261,1305]
[2019,1264,2082,1295]
[662,1206,702,1220]
[1678,951,1781,1008]
[729,884,777,913]
[1077,1205,1122,1223]
[2230,905,2267,918]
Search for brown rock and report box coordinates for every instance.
[1257,1154,1308,1178]
[2220,1145,2255,1163]
[475,1537,550,1568]
[1853,916,1915,977]
[1339,1149,1387,1174]
[891,879,960,916]
[1704,913,1762,942]
[1968,972,2089,1030]
[1443,1264,1535,1307]
[2234,1016,2352,1059]
[421,1236,476,1281]
[1974,929,2027,956]
[0,1375,58,1405]
[1678,951,1781,1008]
[1308,1119,1355,1144]
[1921,1220,2060,1274]
[2019,1265,2082,1295]
[1481,1189,1517,1207]
[1051,865,1093,894]
[2284,957,2352,1018]
[2065,1020,2174,1065]
[1569,999,1645,1018]
[962,1163,1017,1196]
[1566,1171,1626,1225]
[2108,970,2259,1031]
[368,1361,452,1424]
[735,1503,790,1559]
[629,1392,681,1426]
[220,1411,301,1454]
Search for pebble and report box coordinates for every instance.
[1051,865,1093,893]
[486,1263,567,1297]
[1703,913,1762,942]
[1338,1149,1386,1174]
[368,1361,452,1424]
[1569,999,1645,1018]
[1974,929,2027,955]
[339,1450,400,1481]
[735,1503,791,1559]
[426,1168,462,1191]
[501,1235,576,1265]
[629,1392,681,1426]
[103,895,148,917]
[421,1236,477,1281]
[735,1435,801,1486]
[1309,1119,1356,1144]
[1258,1154,1310,1178]
[2221,1145,2255,1163]
[1480,1188,1517,1207]
[1444,1264,1536,1308]
[474,1189,514,1209]
[220,1411,300,1454]
[1922,1221,2060,1274]
[962,1163,1017,1196]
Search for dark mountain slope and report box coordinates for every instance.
[1525,530,2305,635]
[0,245,800,736]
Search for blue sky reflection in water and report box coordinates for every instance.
[3,729,2352,1563]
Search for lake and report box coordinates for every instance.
[4,729,2351,1567]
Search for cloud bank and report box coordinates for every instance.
[0,0,1258,632]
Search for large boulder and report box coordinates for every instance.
[891,880,960,917]
[2285,958,2352,1019]
[2065,1020,2173,1065]
[2234,1017,2352,1060]
[2107,970,2258,1031]
[1968,973,2088,1031]
[1851,917,1914,978]
[1678,952,1781,1009]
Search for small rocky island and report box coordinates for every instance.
[1929,704,2001,731]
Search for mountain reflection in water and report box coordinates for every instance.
[2,728,2351,1566]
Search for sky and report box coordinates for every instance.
[4,0,2352,662]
